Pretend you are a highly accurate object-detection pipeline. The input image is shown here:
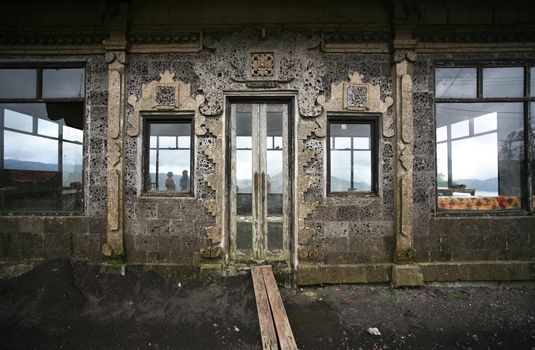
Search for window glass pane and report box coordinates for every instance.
[153,150,190,192]
[436,103,523,211]
[353,150,371,191]
[4,130,58,170]
[435,68,477,98]
[38,118,58,138]
[4,108,33,132]
[159,136,176,148]
[267,222,283,250]
[436,142,448,188]
[62,142,83,211]
[273,136,283,149]
[177,136,190,148]
[474,112,497,134]
[330,122,374,193]
[236,136,252,149]
[236,222,253,250]
[353,137,369,149]
[330,150,351,192]
[531,68,535,97]
[149,150,157,190]
[436,126,447,142]
[42,68,85,98]
[333,137,351,149]
[451,120,469,139]
[483,67,523,98]
[0,69,37,99]
[63,125,83,143]
[452,134,498,195]
[147,121,192,193]
[1,103,84,212]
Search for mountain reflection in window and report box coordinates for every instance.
[329,122,372,192]
[436,103,523,210]
[0,103,84,212]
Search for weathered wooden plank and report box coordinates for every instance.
[262,266,297,350]
[251,267,279,350]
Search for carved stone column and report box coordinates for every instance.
[102,37,127,258]
[392,57,423,286]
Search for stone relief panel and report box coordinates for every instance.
[127,70,224,258]
[193,29,325,117]
[123,34,394,265]
[298,69,394,262]
[250,52,274,77]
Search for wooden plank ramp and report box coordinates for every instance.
[251,266,298,350]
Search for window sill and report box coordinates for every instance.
[0,211,84,216]
[140,192,194,200]
[434,210,533,218]
[328,191,378,198]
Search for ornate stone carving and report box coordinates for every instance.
[250,52,274,77]
[194,29,324,117]
[127,71,192,137]
[345,85,368,110]
[103,52,126,257]
[155,86,178,108]
[394,60,415,263]
[127,71,224,256]
[293,71,394,253]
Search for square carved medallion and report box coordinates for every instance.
[250,52,274,77]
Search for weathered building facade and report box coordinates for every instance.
[1,0,534,285]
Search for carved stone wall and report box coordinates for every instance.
[0,55,108,262]
[122,31,396,266]
[412,52,535,264]
[302,54,396,265]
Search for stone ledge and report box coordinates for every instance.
[420,261,535,282]
[392,264,424,287]
[297,261,535,286]
[297,263,392,286]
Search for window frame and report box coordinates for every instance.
[142,113,195,197]
[434,62,534,214]
[326,114,379,195]
[0,63,86,215]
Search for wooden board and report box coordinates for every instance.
[251,267,279,350]
[261,266,298,350]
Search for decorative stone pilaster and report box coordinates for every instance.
[392,58,423,286]
[102,49,126,258]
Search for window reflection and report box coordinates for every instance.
[436,103,523,210]
[435,68,477,98]
[146,121,192,193]
[42,68,85,99]
[329,122,373,192]
[0,69,37,99]
[483,68,524,98]
[0,103,84,212]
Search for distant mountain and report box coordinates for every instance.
[4,159,58,172]
[453,177,498,192]
[330,176,370,192]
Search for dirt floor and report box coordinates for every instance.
[0,259,534,350]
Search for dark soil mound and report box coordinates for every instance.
[0,259,260,350]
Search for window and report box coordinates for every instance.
[0,67,85,212]
[435,65,535,211]
[328,117,377,193]
[144,117,193,195]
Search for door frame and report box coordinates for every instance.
[223,92,297,268]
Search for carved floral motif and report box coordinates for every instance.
[250,52,274,77]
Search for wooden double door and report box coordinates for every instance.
[229,102,291,262]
